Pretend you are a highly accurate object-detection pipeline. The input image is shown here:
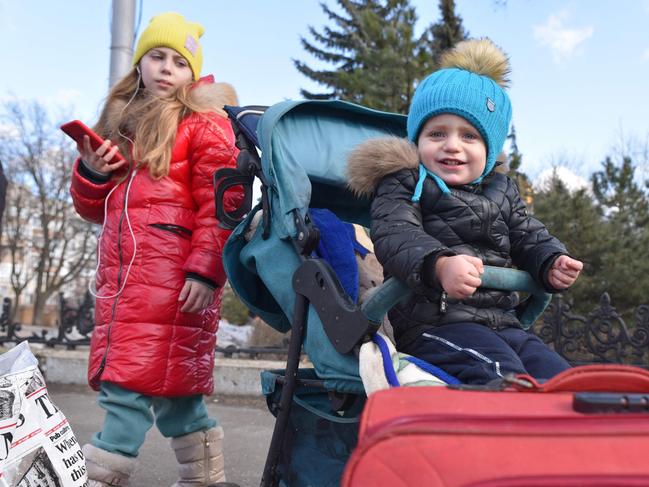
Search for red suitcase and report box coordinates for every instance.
[342,365,649,487]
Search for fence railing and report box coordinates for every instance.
[532,293,649,368]
[1,292,648,368]
[0,292,95,349]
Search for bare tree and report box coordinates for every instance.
[0,161,7,237]
[0,100,96,325]
[1,175,34,323]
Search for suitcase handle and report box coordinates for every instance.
[511,364,649,393]
[573,392,649,413]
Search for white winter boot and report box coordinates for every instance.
[82,444,135,487]
[170,426,226,487]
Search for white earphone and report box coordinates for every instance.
[88,67,141,300]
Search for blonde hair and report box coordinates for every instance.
[94,68,207,180]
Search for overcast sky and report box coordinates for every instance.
[2,0,648,180]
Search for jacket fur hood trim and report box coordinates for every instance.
[191,79,239,118]
[347,136,419,197]
[102,78,238,137]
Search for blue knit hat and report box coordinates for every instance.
[407,39,512,184]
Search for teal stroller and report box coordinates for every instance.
[215,100,550,487]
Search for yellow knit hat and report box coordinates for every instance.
[132,12,204,81]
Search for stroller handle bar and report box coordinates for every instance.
[361,266,552,330]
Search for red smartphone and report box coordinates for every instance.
[60,120,125,164]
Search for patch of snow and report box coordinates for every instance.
[217,320,253,348]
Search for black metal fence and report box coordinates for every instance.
[0,292,647,368]
[0,292,95,349]
[532,293,649,368]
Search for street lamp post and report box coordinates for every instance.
[108,0,136,88]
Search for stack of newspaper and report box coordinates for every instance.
[0,341,87,487]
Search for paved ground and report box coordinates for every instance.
[49,384,275,487]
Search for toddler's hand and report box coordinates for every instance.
[548,255,583,290]
[77,135,126,174]
[435,254,484,299]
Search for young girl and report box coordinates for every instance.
[70,12,241,487]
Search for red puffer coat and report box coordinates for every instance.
[70,78,241,397]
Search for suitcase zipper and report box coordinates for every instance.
[363,413,649,440]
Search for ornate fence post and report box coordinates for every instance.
[0,297,21,344]
[76,291,96,336]
[55,291,95,349]
[0,297,10,332]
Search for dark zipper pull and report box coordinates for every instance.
[440,291,448,313]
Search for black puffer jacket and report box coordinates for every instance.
[347,137,567,349]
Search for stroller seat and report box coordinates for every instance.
[243,206,455,393]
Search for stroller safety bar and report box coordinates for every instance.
[361,266,552,330]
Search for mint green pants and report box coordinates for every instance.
[92,382,217,457]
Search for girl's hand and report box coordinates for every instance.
[548,255,583,290]
[179,280,214,313]
[435,254,484,300]
[77,135,126,174]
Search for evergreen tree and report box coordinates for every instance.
[507,125,522,173]
[294,0,467,113]
[220,282,251,325]
[590,155,649,313]
[592,156,649,230]
[420,0,469,70]
[535,155,649,317]
[533,175,608,315]
[505,125,534,209]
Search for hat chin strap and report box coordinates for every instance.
[411,159,498,202]
[411,164,451,202]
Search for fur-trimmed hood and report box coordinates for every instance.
[190,78,239,117]
[347,136,419,197]
[102,76,238,138]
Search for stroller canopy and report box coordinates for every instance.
[257,100,406,238]
[223,100,406,389]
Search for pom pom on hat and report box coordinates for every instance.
[439,38,511,88]
[132,12,204,81]
[407,38,513,180]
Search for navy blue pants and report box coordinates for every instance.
[401,323,571,385]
